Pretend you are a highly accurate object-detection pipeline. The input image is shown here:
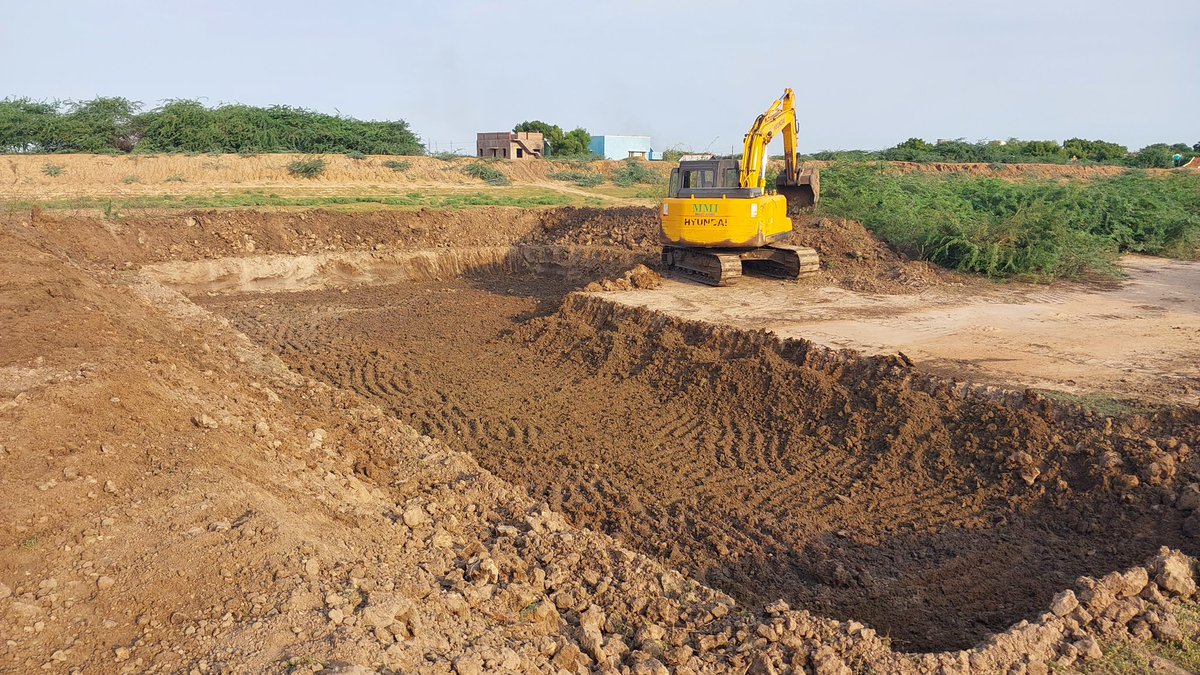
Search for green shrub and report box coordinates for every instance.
[549,171,603,187]
[287,158,327,178]
[432,152,460,161]
[612,158,661,187]
[164,174,187,182]
[41,164,63,177]
[382,159,411,172]
[462,163,510,186]
[121,175,139,184]
[818,162,1200,280]
[345,150,367,160]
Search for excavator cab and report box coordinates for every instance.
[667,160,759,199]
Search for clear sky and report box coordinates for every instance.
[2,0,1197,154]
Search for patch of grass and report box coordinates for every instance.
[42,164,64,177]
[549,170,603,187]
[21,537,38,549]
[819,162,1200,281]
[432,152,461,161]
[285,656,326,673]
[345,150,367,160]
[1032,390,1157,417]
[382,159,411,172]
[286,158,327,179]
[164,174,187,183]
[463,163,511,186]
[612,158,662,187]
[121,175,139,184]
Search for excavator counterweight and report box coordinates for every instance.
[660,88,820,286]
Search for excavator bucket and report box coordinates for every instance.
[776,167,820,215]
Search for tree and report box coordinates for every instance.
[560,127,592,155]
[1128,143,1174,168]
[897,137,933,152]
[1062,138,1128,162]
[513,120,565,155]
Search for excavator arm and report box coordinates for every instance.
[738,88,818,210]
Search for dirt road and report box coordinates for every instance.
[615,255,1200,407]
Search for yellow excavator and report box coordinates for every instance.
[660,88,820,286]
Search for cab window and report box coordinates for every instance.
[723,167,739,188]
[668,169,681,197]
[683,169,713,189]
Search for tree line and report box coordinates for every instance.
[811,137,1200,169]
[0,97,424,155]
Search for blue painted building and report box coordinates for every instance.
[589,135,660,161]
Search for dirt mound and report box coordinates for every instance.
[583,264,663,292]
[786,215,949,291]
[205,273,1200,651]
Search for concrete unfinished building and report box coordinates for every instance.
[476,132,544,160]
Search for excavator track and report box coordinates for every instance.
[662,247,744,286]
[662,244,819,286]
[741,243,820,280]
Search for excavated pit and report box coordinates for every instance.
[179,253,1200,653]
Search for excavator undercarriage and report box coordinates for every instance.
[661,243,819,286]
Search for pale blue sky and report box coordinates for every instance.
[2,0,1197,154]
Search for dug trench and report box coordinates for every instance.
[187,259,1200,654]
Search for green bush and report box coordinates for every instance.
[432,152,460,161]
[548,170,603,187]
[41,164,63,177]
[287,158,327,178]
[612,158,661,187]
[164,174,187,182]
[462,163,510,186]
[345,150,367,160]
[382,159,411,172]
[818,163,1200,280]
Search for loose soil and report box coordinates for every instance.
[8,204,1200,673]
[202,271,1200,652]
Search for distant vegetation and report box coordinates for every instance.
[808,138,1200,169]
[0,97,423,155]
[819,163,1200,280]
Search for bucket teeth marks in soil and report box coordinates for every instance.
[200,274,1200,652]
